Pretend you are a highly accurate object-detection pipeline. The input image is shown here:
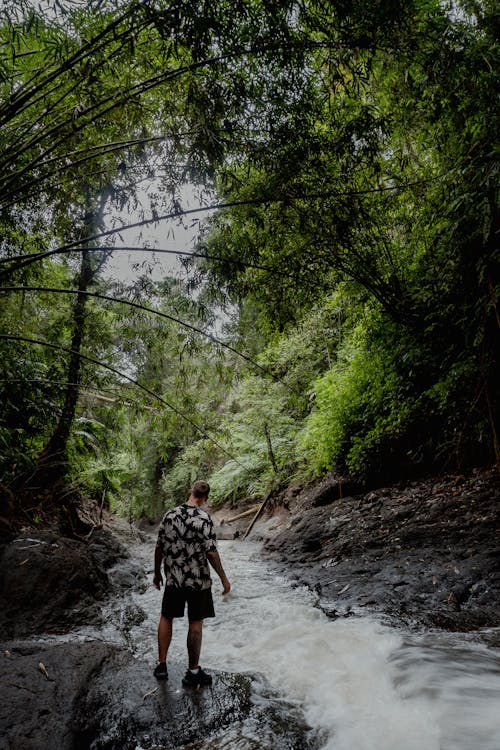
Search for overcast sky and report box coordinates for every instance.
[102,216,197,284]
[102,184,203,284]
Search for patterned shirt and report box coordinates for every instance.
[156,503,217,590]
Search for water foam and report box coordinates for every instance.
[130,537,500,750]
[201,540,500,750]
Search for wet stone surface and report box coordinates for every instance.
[0,640,314,750]
[0,520,315,750]
[0,529,145,639]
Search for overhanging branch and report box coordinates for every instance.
[0,285,276,378]
[0,245,278,275]
[0,333,248,469]
[0,177,446,276]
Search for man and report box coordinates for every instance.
[153,480,231,688]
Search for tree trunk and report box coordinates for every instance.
[264,423,279,474]
[36,189,109,488]
[484,194,500,468]
[37,250,93,475]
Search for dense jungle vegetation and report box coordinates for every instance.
[0,0,498,523]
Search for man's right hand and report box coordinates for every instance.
[153,572,163,590]
[207,548,230,594]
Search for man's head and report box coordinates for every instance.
[191,480,210,502]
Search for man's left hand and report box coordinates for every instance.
[153,572,163,590]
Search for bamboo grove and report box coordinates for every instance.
[0,0,498,519]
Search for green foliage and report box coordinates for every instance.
[296,316,402,477]
[297,294,496,482]
[161,439,215,510]
[207,376,298,504]
[158,374,298,508]
[0,344,56,480]
[192,0,499,484]
[1,0,498,517]
[257,287,357,416]
[207,453,267,507]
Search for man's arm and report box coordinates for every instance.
[153,544,164,589]
[207,548,231,594]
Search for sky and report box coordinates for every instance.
[16,0,212,286]
[102,184,203,284]
[102,214,197,284]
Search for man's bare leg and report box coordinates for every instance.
[187,619,203,669]
[158,615,173,662]
[183,619,212,686]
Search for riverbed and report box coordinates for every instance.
[106,537,500,750]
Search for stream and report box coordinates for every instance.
[79,537,500,750]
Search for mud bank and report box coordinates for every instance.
[254,466,500,631]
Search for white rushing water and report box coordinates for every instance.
[128,538,500,750]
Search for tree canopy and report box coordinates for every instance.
[0,0,498,521]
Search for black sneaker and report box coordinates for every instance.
[153,662,168,680]
[182,667,212,688]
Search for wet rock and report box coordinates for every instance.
[0,641,118,750]
[303,476,363,508]
[0,641,242,750]
[1,509,313,750]
[0,529,143,639]
[447,583,472,610]
[118,602,148,633]
[75,654,250,749]
[302,538,322,553]
[87,527,129,568]
[108,558,148,594]
[0,641,314,750]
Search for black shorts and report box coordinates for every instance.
[161,585,215,620]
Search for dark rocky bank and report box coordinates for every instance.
[0,526,138,639]
[254,465,500,632]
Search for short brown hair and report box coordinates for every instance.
[191,480,210,498]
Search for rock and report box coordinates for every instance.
[0,529,140,639]
[447,583,472,610]
[0,641,118,750]
[260,466,500,632]
[0,641,244,750]
[302,538,322,553]
[307,477,363,508]
[74,650,251,750]
[0,640,314,750]
[118,602,148,632]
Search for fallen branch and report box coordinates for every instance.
[243,492,273,540]
[221,505,260,524]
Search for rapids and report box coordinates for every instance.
[123,538,500,750]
